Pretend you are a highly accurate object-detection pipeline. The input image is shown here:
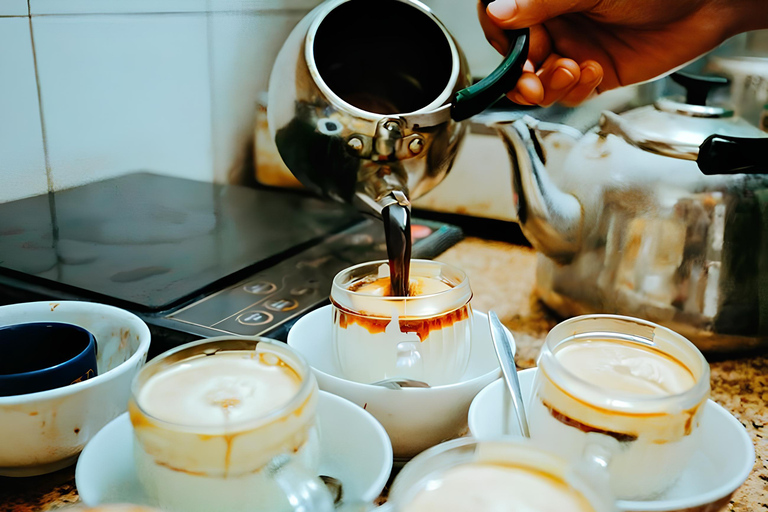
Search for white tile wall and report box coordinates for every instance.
[0,17,48,203]
[31,13,214,190]
[30,0,322,15]
[208,8,312,182]
[0,0,28,16]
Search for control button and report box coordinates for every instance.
[411,224,433,240]
[243,281,277,295]
[265,298,299,312]
[291,286,315,297]
[236,310,273,326]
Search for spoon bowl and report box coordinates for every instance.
[370,378,431,390]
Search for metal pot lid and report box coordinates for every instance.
[599,73,767,160]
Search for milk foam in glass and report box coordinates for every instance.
[389,438,616,512]
[330,259,472,386]
[529,315,710,500]
[129,338,327,512]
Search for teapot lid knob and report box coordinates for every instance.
[670,72,729,106]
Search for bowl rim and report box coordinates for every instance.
[287,306,504,393]
[0,301,151,405]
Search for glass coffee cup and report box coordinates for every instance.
[330,260,472,386]
[528,315,711,500]
[384,437,617,512]
[128,337,333,512]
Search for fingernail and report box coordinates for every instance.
[550,68,575,90]
[511,92,530,105]
[488,0,518,20]
[581,65,600,84]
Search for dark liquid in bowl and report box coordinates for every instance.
[382,203,412,297]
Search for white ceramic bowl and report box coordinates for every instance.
[469,370,756,512]
[0,301,151,476]
[287,305,505,460]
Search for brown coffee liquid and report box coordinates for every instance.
[382,203,412,297]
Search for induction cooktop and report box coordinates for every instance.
[0,173,462,354]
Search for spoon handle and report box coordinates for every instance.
[488,311,530,438]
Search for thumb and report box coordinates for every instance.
[487,0,597,28]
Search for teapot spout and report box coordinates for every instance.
[494,116,583,263]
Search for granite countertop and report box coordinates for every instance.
[1,238,766,511]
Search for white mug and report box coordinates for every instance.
[330,260,472,386]
[129,337,333,512]
[528,315,711,500]
[383,437,617,512]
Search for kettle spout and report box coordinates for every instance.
[494,116,583,263]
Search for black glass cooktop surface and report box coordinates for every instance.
[0,173,361,311]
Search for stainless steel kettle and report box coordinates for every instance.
[267,0,528,215]
[493,73,768,352]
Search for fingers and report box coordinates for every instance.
[560,61,604,106]
[478,2,553,64]
[486,0,596,29]
[507,56,603,107]
[508,72,544,105]
[536,55,581,106]
[477,0,510,55]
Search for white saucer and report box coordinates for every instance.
[468,369,755,512]
[75,391,393,507]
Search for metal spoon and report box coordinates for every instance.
[370,378,430,389]
[488,310,530,438]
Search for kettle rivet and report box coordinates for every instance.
[384,121,400,131]
[347,137,364,153]
[409,138,424,155]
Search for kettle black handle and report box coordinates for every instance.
[698,134,768,175]
[671,72,729,106]
[451,1,529,122]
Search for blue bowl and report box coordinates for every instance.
[0,322,98,396]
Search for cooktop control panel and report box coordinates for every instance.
[149,217,461,350]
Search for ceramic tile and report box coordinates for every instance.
[208,8,311,183]
[0,0,28,17]
[30,0,321,15]
[31,14,214,190]
[0,18,48,203]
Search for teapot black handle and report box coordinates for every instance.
[698,134,768,175]
[451,1,529,122]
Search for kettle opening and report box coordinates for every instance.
[311,0,456,116]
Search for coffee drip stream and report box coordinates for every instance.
[382,203,412,297]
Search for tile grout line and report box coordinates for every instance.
[27,15,53,194]
[206,0,218,181]
[27,13,62,278]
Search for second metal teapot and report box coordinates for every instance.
[267,0,528,216]
[493,73,768,352]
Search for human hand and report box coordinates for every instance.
[479,0,768,106]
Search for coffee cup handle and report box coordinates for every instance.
[268,454,335,512]
[395,341,424,375]
[574,433,619,495]
[450,2,529,121]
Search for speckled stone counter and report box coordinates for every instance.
[1,238,765,511]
